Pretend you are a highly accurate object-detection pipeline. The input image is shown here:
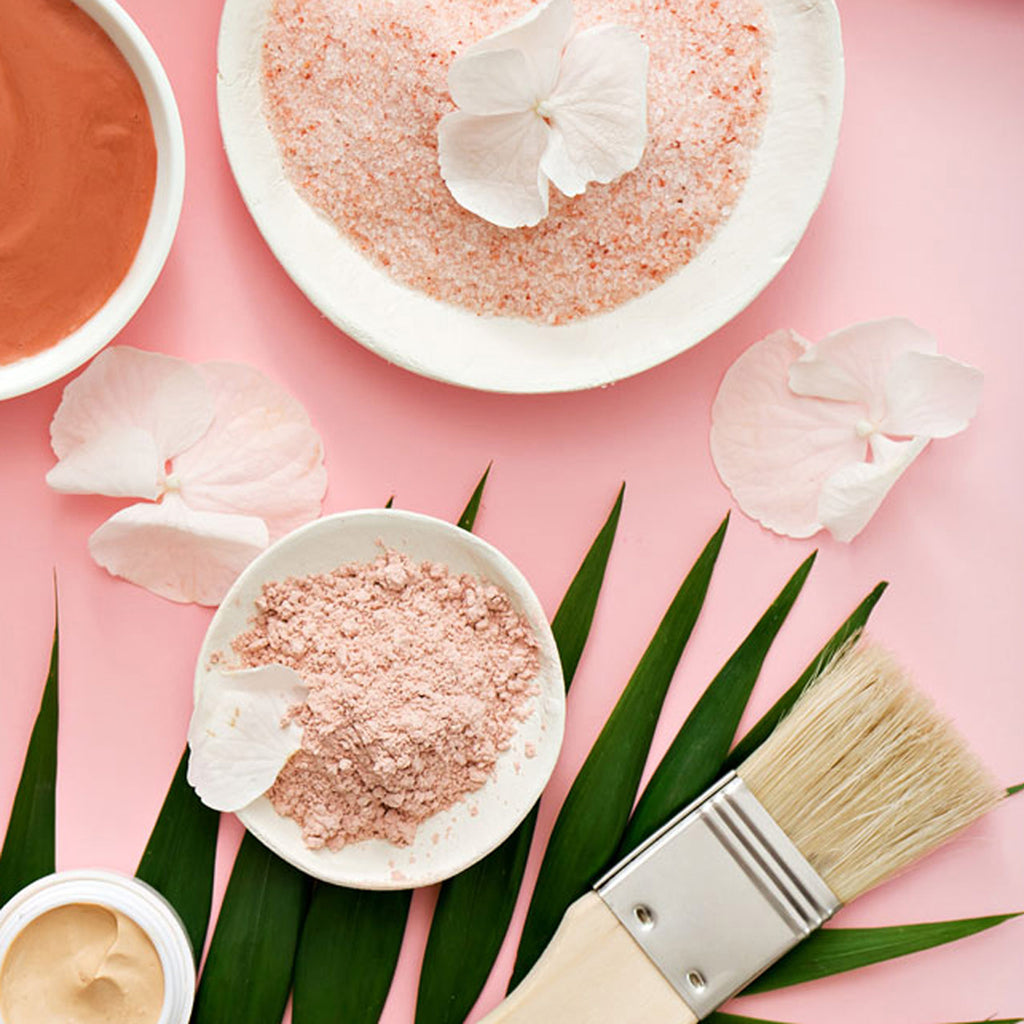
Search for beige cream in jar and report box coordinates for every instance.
[0,902,164,1024]
[0,871,195,1024]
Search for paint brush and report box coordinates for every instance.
[483,641,1002,1023]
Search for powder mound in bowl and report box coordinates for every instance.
[261,0,771,324]
[232,548,540,849]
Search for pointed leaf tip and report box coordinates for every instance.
[743,914,1021,993]
[457,464,492,532]
[722,580,887,773]
[0,609,59,906]
[621,549,814,853]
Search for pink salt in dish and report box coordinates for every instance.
[262,0,771,324]
[231,547,540,850]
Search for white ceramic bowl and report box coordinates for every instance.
[0,870,195,1024]
[217,0,843,393]
[0,0,185,402]
[195,509,565,889]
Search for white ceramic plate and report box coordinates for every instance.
[217,0,843,394]
[0,0,185,402]
[195,509,565,889]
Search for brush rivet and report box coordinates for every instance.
[632,904,655,929]
[686,969,706,992]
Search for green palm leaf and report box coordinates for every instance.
[291,468,493,1024]
[192,832,312,1024]
[136,748,220,961]
[456,463,491,531]
[0,605,58,906]
[293,887,411,1023]
[710,1017,1021,1024]
[1007,783,1023,796]
[510,516,729,988]
[619,553,816,853]
[416,486,624,1024]
[743,915,1020,993]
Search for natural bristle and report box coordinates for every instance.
[737,641,1002,904]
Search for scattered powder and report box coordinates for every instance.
[262,0,771,323]
[233,548,540,849]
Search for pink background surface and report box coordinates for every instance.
[1,0,1022,1020]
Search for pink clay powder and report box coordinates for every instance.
[232,549,540,849]
[262,0,771,323]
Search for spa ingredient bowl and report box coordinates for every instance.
[217,0,843,393]
[194,509,565,889]
[0,0,185,402]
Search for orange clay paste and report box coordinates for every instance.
[0,0,157,365]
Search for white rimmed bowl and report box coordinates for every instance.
[195,509,565,889]
[0,870,195,1024]
[217,0,843,393]
[0,0,185,402]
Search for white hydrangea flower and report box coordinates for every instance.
[47,347,327,604]
[711,319,983,542]
[438,0,649,228]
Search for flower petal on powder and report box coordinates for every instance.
[187,665,307,813]
[49,347,213,497]
[88,494,269,606]
[540,25,649,197]
[173,363,327,542]
[710,329,867,538]
[46,427,163,499]
[788,318,938,422]
[439,109,551,228]
[464,0,573,99]
[818,434,930,543]
[881,350,983,439]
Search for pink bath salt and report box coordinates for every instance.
[262,0,770,324]
[232,548,540,849]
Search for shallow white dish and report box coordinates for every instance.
[0,0,185,402]
[195,509,565,889]
[217,0,843,394]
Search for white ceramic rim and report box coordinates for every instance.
[194,509,566,889]
[0,869,195,1024]
[217,0,844,394]
[0,0,185,402]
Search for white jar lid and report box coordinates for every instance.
[0,869,195,1024]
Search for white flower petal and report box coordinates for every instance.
[88,495,269,605]
[464,0,573,99]
[50,347,214,481]
[187,665,307,812]
[788,318,938,421]
[173,363,326,542]
[819,435,929,543]
[881,351,983,439]
[439,110,551,228]
[710,330,866,538]
[540,25,649,197]
[46,427,163,499]
[449,49,544,116]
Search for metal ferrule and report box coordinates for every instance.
[596,772,840,1019]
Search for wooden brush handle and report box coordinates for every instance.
[479,892,698,1024]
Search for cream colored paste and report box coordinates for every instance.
[0,903,164,1024]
